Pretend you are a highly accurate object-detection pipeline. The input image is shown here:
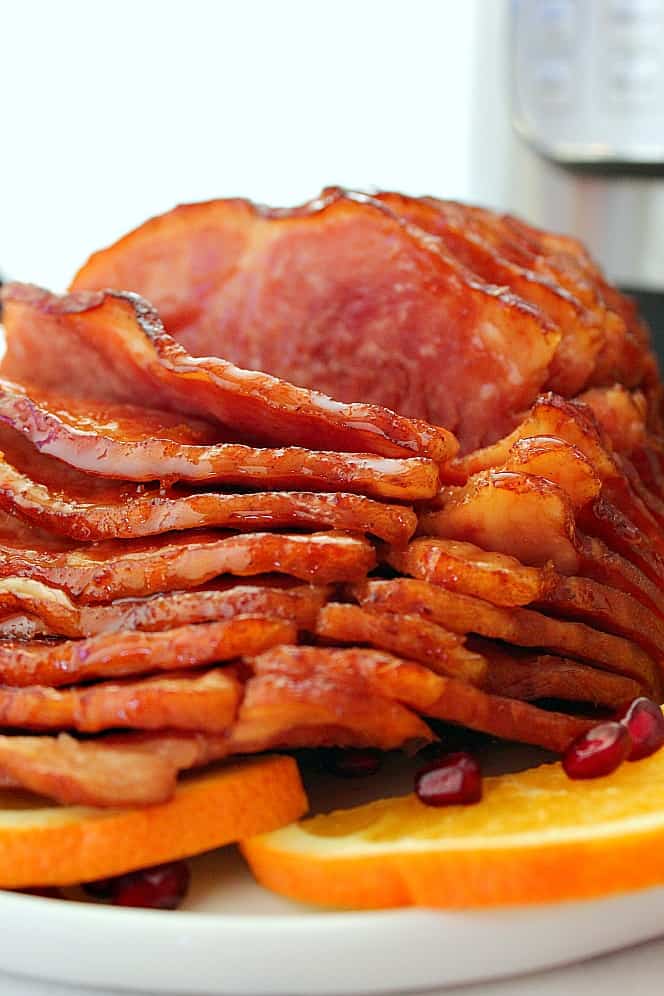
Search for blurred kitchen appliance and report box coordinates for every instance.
[472,0,664,346]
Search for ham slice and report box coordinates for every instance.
[241,645,592,754]
[580,385,651,453]
[0,668,242,733]
[480,649,641,708]
[0,578,329,638]
[375,193,607,396]
[449,394,664,559]
[419,473,664,617]
[451,202,649,391]
[0,639,600,805]
[0,616,295,687]
[537,575,664,664]
[0,283,454,461]
[231,651,433,755]
[0,734,186,807]
[451,393,627,479]
[68,190,562,453]
[314,602,487,685]
[0,530,376,602]
[383,539,661,694]
[0,425,417,543]
[70,189,657,453]
[387,537,553,607]
[351,578,660,683]
[0,378,439,500]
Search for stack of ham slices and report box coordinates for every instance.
[0,187,661,810]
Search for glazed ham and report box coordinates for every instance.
[315,602,488,685]
[0,378,440,500]
[0,190,660,811]
[0,616,296,687]
[351,578,660,686]
[231,646,592,755]
[480,650,641,709]
[70,188,658,452]
[0,529,377,601]
[0,579,329,639]
[0,668,242,733]
[0,284,454,461]
[0,424,417,543]
[0,734,193,807]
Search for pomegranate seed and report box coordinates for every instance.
[322,748,382,778]
[415,751,482,806]
[85,861,190,909]
[617,697,664,761]
[563,721,631,780]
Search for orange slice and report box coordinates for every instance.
[0,755,306,889]
[242,749,664,909]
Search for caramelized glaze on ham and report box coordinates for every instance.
[241,645,593,754]
[420,472,664,617]
[351,578,659,686]
[0,734,184,807]
[315,602,487,685]
[382,538,661,694]
[0,668,242,733]
[70,188,657,452]
[0,424,417,543]
[480,649,641,708]
[0,578,329,639]
[0,529,376,602]
[0,283,454,461]
[0,378,440,500]
[0,616,296,687]
[0,191,659,810]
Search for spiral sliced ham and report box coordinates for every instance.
[0,734,188,807]
[351,578,661,681]
[419,473,664,616]
[0,424,417,543]
[314,602,487,685]
[383,539,661,695]
[69,188,657,452]
[0,378,439,500]
[235,645,592,755]
[0,530,376,602]
[0,189,660,812]
[481,651,641,708]
[0,616,296,687]
[0,283,454,461]
[0,668,242,733]
[0,578,329,639]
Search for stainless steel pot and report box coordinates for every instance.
[471,0,664,342]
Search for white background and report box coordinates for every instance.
[1,0,481,291]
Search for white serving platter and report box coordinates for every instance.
[2,856,664,996]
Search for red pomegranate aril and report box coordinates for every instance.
[85,861,191,909]
[322,748,382,778]
[617,697,664,761]
[563,721,631,780]
[415,751,482,807]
